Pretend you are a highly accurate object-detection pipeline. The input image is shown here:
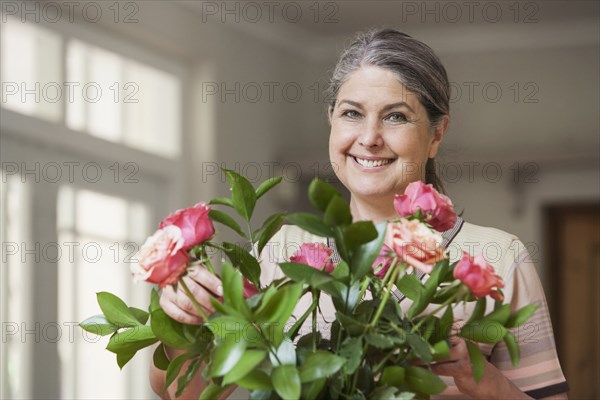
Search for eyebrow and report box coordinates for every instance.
[337,100,415,113]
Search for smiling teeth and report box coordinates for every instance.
[354,157,393,168]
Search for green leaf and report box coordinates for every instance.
[431,340,450,361]
[324,195,352,227]
[224,169,257,222]
[349,221,387,280]
[467,297,487,323]
[221,260,248,312]
[438,306,453,342]
[299,351,346,383]
[370,386,415,400]
[271,338,296,366]
[97,292,141,328]
[459,321,507,344]
[339,337,363,374]
[176,358,203,397]
[466,341,485,383]
[381,366,406,387]
[206,316,259,343]
[210,297,247,320]
[222,243,261,289]
[365,332,400,349]
[503,331,520,367]
[128,307,149,325]
[506,304,538,328]
[308,178,341,212]
[397,274,425,301]
[330,260,350,282]
[344,221,377,251]
[272,365,301,400]
[256,176,283,199]
[255,283,303,324]
[209,197,234,208]
[407,332,432,364]
[116,349,137,369]
[79,314,117,336]
[199,383,228,400]
[481,304,511,325]
[106,325,157,354]
[150,288,161,313]
[164,352,194,389]
[223,350,267,384]
[279,262,333,287]
[153,343,170,371]
[257,213,285,255]
[207,336,248,377]
[302,378,326,400]
[150,309,192,349]
[209,209,246,238]
[405,366,446,395]
[287,213,334,237]
[237,370,273,390]
[336,312,367,336]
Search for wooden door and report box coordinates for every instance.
[546,204,600,399]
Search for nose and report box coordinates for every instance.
[359,119,384,148]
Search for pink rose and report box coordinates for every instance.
[372,244,394,279]
[394,181,457,232]
[290,243,335,273]
[159,202,215,250]
[132,225,190,288]
[453,252,504,301]
[243,278,259,298]
[386,219,447,275]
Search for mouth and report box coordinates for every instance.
[350,155,396,169]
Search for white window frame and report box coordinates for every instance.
[1,14,191,399]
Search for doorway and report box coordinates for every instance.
[545,204,600,399]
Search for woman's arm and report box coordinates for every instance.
[149,265,235,399]
[150,347,208,400]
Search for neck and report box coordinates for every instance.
[349,195,397,223]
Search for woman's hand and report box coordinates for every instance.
[159,265,223,325]
[428,334,532,399]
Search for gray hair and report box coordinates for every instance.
[326,29,450,192]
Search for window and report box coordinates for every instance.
[0,172,33,399]
[0,17,62,122]
[57,187,153,399]
[1,16,182,158]
[1,15,186,399]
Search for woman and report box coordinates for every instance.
[150,29,569,399]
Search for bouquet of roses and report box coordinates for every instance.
[80,170,537,399]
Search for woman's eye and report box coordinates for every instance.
[386,113,407,123]
[341,110,361,119]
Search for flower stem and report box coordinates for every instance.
[369,263,400,328]
[179,278,209,322]
[312,289,319,352]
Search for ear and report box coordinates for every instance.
[427,115,450,158]
[327,105,334,125]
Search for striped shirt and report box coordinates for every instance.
[259,220,569,399]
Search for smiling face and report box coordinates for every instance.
[329,66,447,214]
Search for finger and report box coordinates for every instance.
[177,276,216,313]
[187,265,223,297]
[430,361,462,377]
[160,294,204,325]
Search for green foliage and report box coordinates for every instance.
[83,177,539,399]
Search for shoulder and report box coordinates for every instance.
[450,221,524,279]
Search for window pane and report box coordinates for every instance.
[1,172,33,399]
[66,40,181,157]
[58,186,153,399]
[0,17,62,122]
